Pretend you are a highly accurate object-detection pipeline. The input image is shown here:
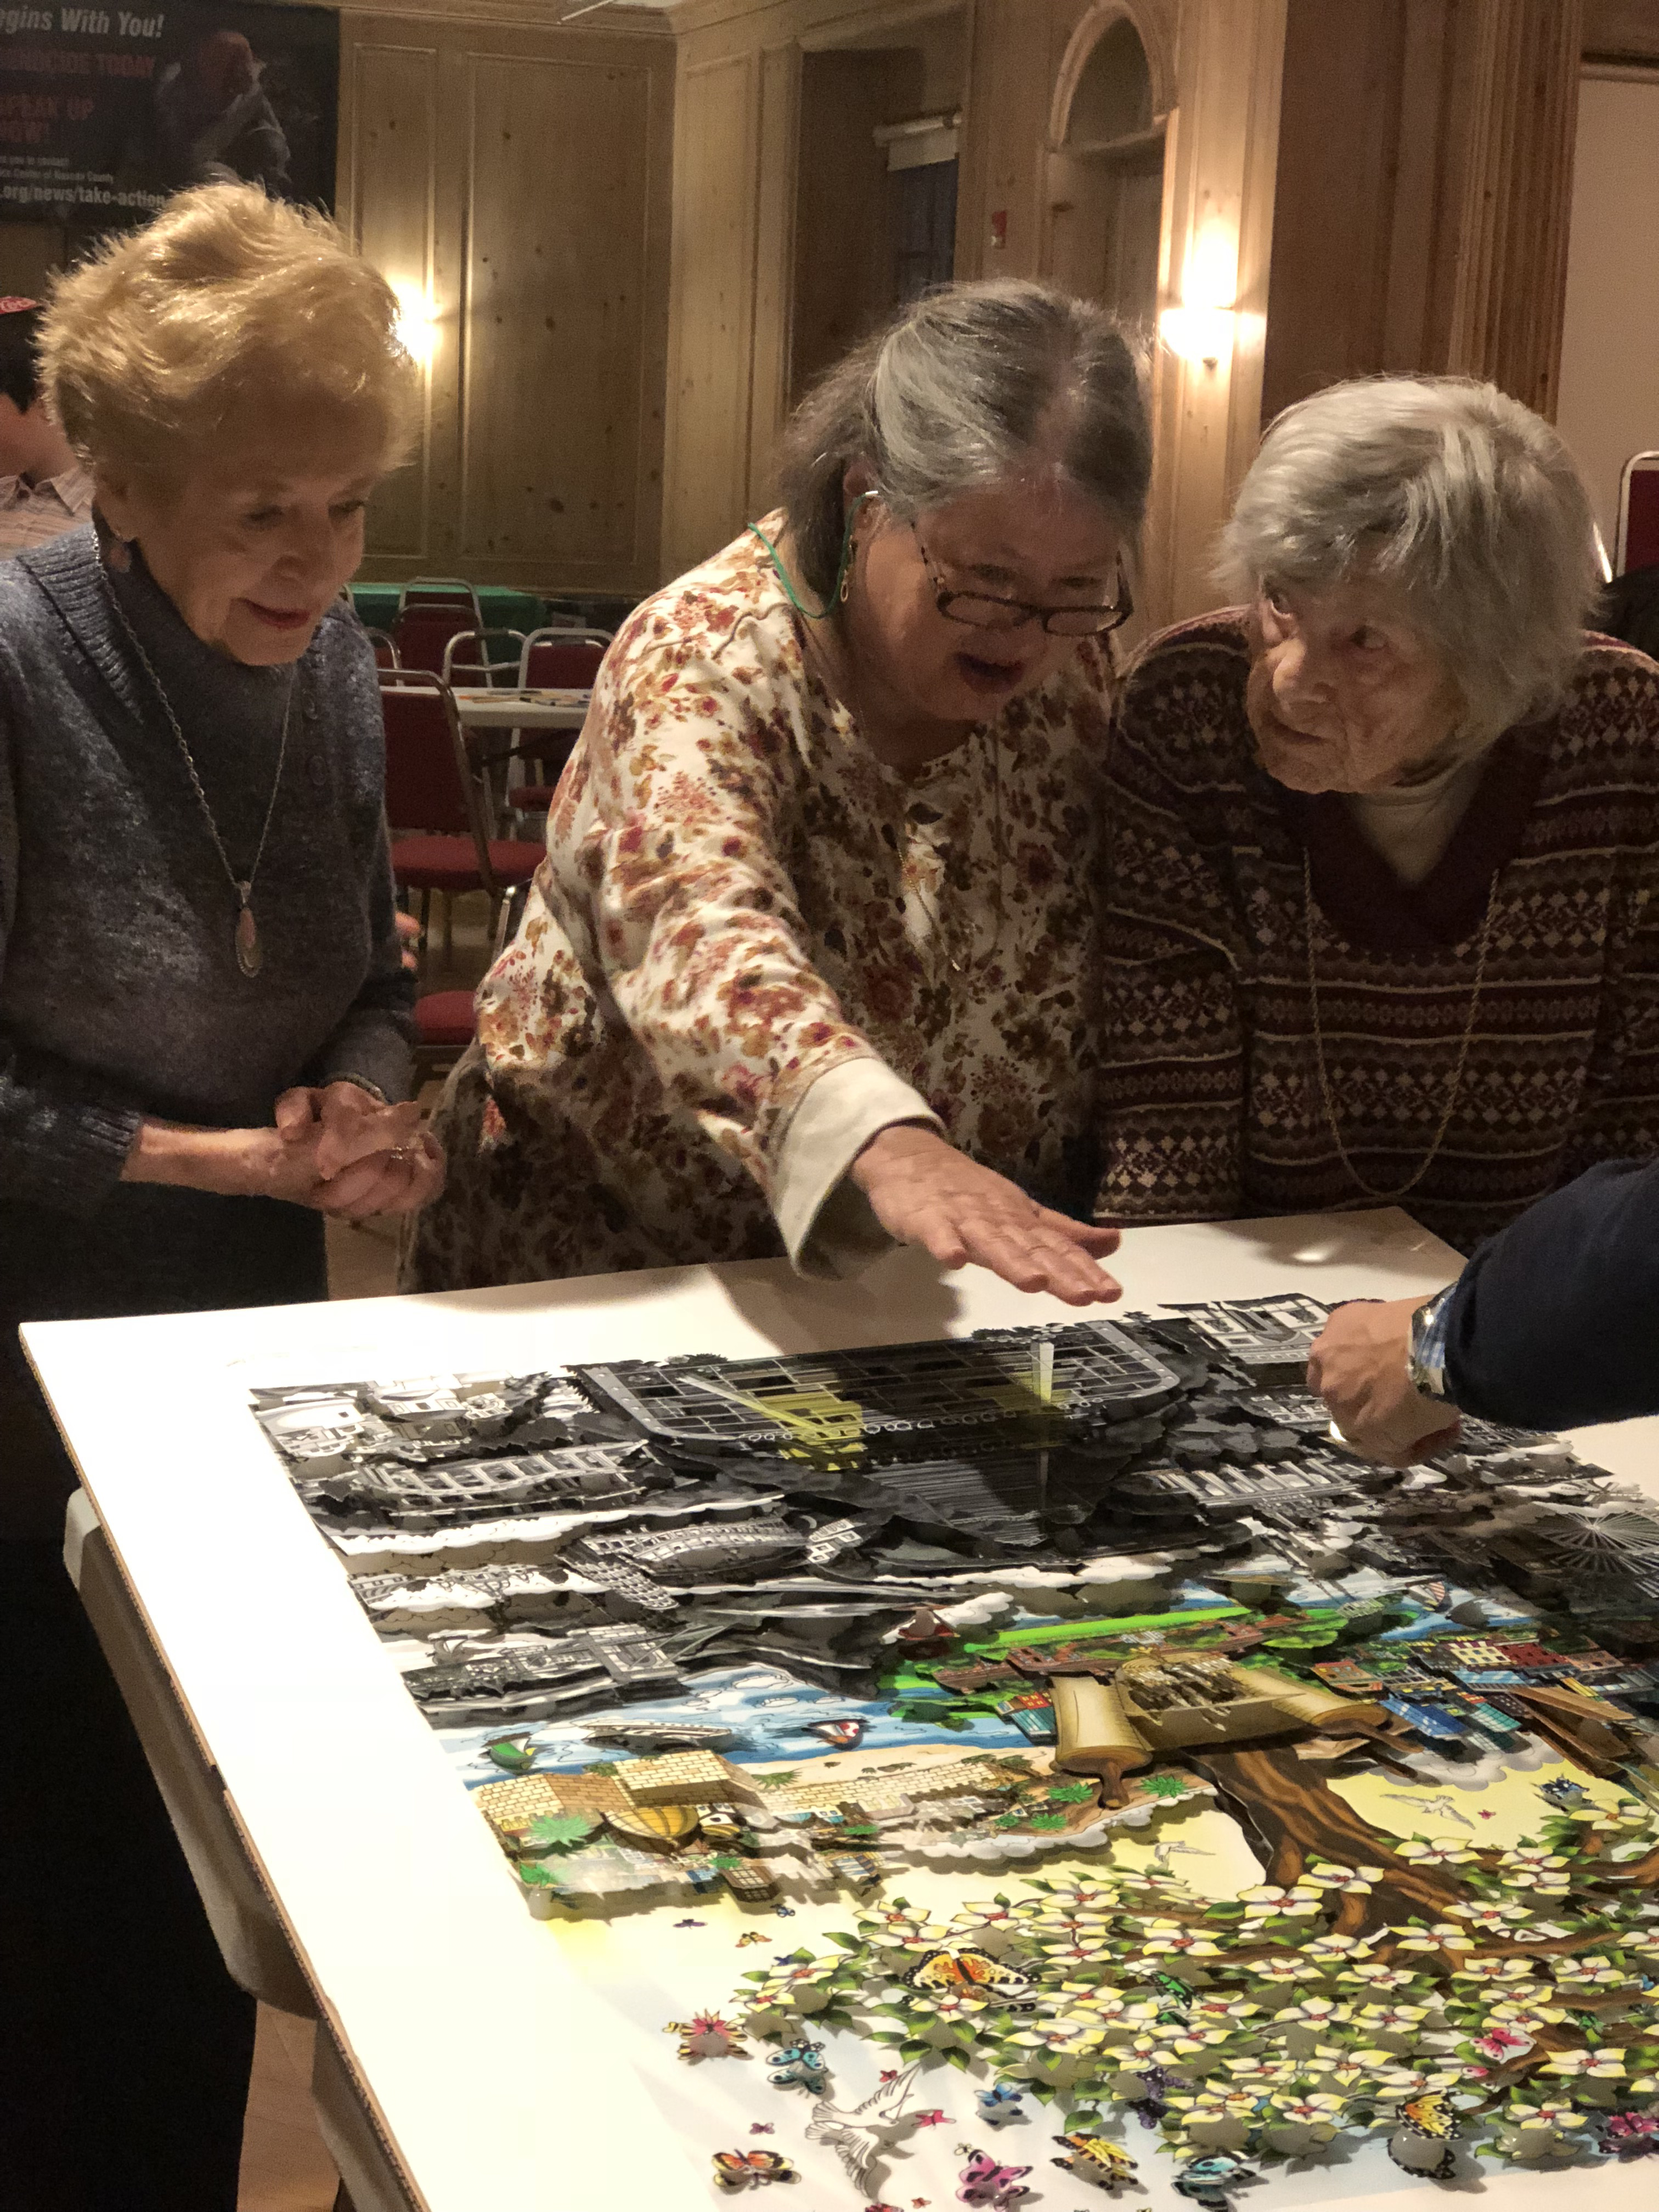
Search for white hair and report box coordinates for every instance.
[1218,376,1601,744]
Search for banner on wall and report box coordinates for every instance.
[0,0,338,231]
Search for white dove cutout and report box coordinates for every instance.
[806,2061,923,2191]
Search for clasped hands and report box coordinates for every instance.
[125,1080,445,1218]
[270,1081,445,1218]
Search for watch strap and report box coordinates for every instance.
[1407,1284,1456,1401]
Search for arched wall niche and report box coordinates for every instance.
[1042,2,1173,336]
[1048,0,1177,146]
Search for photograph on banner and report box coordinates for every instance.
[0,0,337,243]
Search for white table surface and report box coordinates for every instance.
[450,685,589,730]
[22,1209,1659,2212]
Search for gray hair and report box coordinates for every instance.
[776,280,1152,603]
[1219,376,1601,744]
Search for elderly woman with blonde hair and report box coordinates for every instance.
[0,185,439,2209]
[1097,376,1659,1253]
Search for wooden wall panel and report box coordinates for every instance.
[662,52,761,575]
[746,42,802,515]
[348,38,438,562]
[1143,0,1288,625]
[1585,0,1659,61]
[461,55,655,575]
[1259,1,1410,417]
[1262,0,1584,429]
[339,8,673,594]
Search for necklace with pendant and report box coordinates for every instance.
[105,583,293,979]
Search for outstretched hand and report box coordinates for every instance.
[849,1124,1121,1307]
[1306,1294,1461,1466]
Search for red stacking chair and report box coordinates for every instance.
[393,603,476,676]
[380,669,542,954]
[521,626,610,689]
[364,627,399,669]
[411,988,478,1080]
[442,629,526,687]
[409,885,529,1080]
[1617,453,1659,576]
[511,627,610,814]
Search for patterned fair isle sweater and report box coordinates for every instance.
[1096,612,1659,1255]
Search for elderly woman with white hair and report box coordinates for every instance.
[1097,375,1659,1252]
[0,186,440,2209]
[410,280,1150,1300]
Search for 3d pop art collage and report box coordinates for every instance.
[250,1296,1659,2206]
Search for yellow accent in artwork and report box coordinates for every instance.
[688,1373,867,1466]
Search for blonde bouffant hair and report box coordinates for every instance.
[38,183,420,483]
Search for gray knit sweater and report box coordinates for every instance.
[0,523,414,1217]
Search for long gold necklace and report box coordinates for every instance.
[106,582,293,980]
[1303,847,1497,1202]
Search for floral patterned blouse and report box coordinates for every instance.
[404,520,1114,1291]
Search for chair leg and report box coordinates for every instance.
[442,892,454,960]
[419,887,432,952]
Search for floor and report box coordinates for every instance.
[238,890,496,2208]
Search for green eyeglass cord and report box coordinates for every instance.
[749,490,877,621]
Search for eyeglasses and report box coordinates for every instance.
[913,526,1133,637]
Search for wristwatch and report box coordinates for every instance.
[1406,1284,1457,1401]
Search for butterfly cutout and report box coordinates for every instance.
[978,2086,1024,2129]
[957,2150,1033,2208]
[1387,2093,1459,2183]
[1053,2132,1138,2189]
[713,2149,797,2190]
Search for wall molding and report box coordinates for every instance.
[341,1,672,37]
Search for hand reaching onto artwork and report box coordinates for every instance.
[1307,1295,1461,1466]
[849,1125,1121,1306]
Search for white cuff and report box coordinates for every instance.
[774,1057,940,1278]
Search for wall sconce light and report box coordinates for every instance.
[391,281,438,370]
[1159,223,1238,370]
[1159,304,1236,369]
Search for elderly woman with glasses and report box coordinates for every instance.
[409,280,1147,1300]
[1097,375,1659,1254]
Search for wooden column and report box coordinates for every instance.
[1444,0,1586,417]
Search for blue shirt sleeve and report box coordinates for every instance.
[1443,1155,1659,1428]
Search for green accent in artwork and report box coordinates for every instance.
[522,1810,601,1850]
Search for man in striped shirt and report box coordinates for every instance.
[0,297,91,558]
